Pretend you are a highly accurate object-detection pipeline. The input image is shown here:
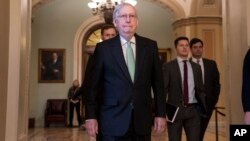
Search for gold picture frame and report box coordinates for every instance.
[158,48,172,63]
[38,48,66,83]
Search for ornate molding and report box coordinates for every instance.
[32,0,53,10]
[173,16,222,29]
[204,0,215,5]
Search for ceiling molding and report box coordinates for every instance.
[145,0,186,19]
[32,0,186,19]
[32,0,53,10]
[173,16,222,29]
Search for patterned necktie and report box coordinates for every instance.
[183,60,189,105]
[127,42,135,82]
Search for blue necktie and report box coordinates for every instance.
[127,42,135,82]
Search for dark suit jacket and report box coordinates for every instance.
[76,54,94,104]
[68,87,81,101]
[85,34,166,136]
[43,60,62,80]
[162,59,207,115]
[201,58,220,114]
[242,49,250,112]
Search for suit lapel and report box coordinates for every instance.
[134,35,146,83]
[190,61,201,87]
[203,59,208,85]
[190,58,198,82]
[173,59,182,90]
[190,58,205,84]
[111,36,133,83]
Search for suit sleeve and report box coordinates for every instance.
[242,49,250,112]
[211,61,221,105]
[195,64,208,116]
[162,63,169,101]
[76,55,95,102]
[85,43,103,119]
[151,41,166,117]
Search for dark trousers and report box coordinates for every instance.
[69,102,81,126]
[167,105,201,141]
[200,108,214,141]
[97,111,151,141]
[98,134,150,141]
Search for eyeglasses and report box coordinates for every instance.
[117,14,137,20]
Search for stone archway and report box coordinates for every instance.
[73,16,104,82]
[72,0,186,82]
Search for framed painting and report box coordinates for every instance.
[158,48,172,63]
[38,48,65,83]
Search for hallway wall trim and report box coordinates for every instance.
[173,16,222,29]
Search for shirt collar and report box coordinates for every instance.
[120,36,136,46]
[191,57,202,62]
[177,56,189,63]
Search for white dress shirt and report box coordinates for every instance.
[120,36,136,64]
[177,57,197,104]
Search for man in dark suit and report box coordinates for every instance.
[163,36,206,141]
[42,52,63,80]
[83,24,117,92]
[77,24,117,128]
[190,38,221,140]
[242,48,250,124]
[85,3,166,141]
[68,79,82,127]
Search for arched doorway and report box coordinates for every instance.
[73,0,184,83]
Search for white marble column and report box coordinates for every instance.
[0,0,30,141]
[222,0,249,140]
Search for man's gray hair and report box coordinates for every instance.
[112,2,138,21]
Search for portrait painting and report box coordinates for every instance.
[38,48,65,83]
[158,48,172,63]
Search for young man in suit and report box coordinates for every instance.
[77,24,117,129]
[100,24,117,41]
[85,3,166,141]
[242,48,250,124]
[190,38,221,141]
[80,24,117,99]
[163,36,206,141]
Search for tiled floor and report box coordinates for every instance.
[28,126,226,141]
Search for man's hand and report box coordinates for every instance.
[85,119,98,138]
[70,99,79,104]
[153,117,166,134]
[244,112,250,124]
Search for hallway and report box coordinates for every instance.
[28,126,226,141]
[2,0,250,141]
